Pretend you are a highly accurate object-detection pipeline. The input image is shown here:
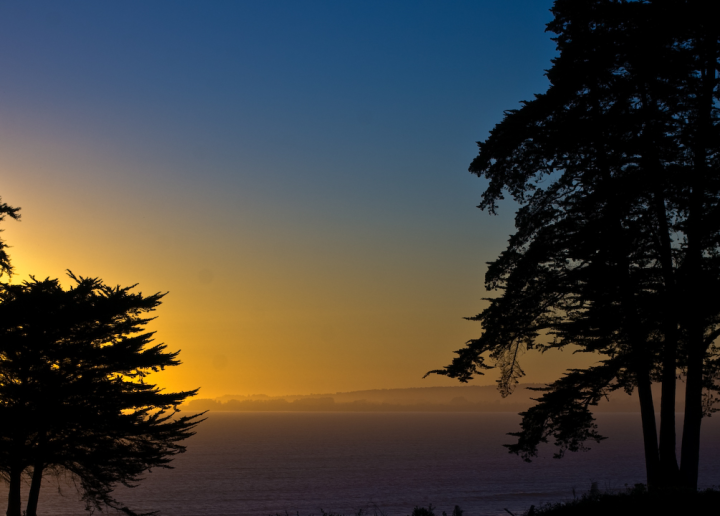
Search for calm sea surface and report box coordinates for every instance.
[6,412,720,516]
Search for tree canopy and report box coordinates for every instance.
[0,197,20,278]
[430,0,719,490]
[0,274,202,516]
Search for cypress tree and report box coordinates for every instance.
[429,0,720,490]
[0,274,203,516]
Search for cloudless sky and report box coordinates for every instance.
[0,0,596,397]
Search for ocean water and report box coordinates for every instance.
[6,412,720,516]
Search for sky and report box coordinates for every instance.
[0,0,597,398]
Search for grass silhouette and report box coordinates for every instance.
[271,485,720,516]
[272,504,464,516]
[525,484,720,516]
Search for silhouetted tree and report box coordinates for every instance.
[429,0,719,490]
[0,197,20,277]
[0,274,203,516]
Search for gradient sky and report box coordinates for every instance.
[0,1,596,398]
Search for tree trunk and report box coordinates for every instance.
[6,462,22,516]
[658,327,680,486]
[636,366,660,488]
[651,192,681,487]
[680,347,704,489]
[25,462,44,516]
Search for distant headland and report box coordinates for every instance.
[181,383,677,413]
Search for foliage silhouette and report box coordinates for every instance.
[410,505,435,516]
[0,197,20,277]
[270,504,464,516]
[428,0,720,490]
[528,484,720,516]
[0,273,203,516]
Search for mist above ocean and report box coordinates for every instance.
[7,413,720,516]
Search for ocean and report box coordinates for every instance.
[6,412,720,516]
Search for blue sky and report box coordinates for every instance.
[0,1,579,396]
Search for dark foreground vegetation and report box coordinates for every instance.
[528,485,720,516]
[273,504,464,516]
[274,486,720,516]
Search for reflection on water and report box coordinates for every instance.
[3,413,719,516]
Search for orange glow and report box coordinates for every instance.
[0,122,595,400]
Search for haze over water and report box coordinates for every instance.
[8,413,720,516]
